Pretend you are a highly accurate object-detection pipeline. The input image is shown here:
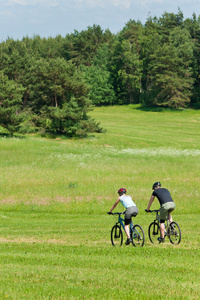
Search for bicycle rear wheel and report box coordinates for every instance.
[111,225,123,246]
[131,225,145,247]
[169,221,181,244]
[148,221,160,244]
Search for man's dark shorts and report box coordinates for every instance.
[125,206,138,225]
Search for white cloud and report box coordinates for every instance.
[8,0,28,5]
[7,0,58,7]
[0,10,16,17]
[73,0,132,9]
[5,0,192,10]
[3,0,200,9]
[73,0,104,8]
[4,0,132,9]
[136,0,163,4]
[111,0,132,9]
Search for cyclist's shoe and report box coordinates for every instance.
[157,237,165,243]
[125,238,132,245]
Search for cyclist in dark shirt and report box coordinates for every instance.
[146,182,175,243]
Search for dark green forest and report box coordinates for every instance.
[1,9,200,136]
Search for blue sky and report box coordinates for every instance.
[0,0,199,42]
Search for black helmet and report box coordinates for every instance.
[152,182,161,190]
[118,188,127,195]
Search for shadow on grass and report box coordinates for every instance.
[190,103,200,110]
[0,132,26,139]
[135,105,185,112]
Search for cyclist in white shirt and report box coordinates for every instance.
[108,188,138,245]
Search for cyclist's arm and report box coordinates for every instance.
[146,195,155,211]
[109,197,120,213]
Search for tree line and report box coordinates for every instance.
[0,9,200,136]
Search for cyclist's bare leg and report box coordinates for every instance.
[168,212,173,223]
[125,225,130,239]
[160,223,165,239]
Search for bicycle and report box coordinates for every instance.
[146,209,181,244]
[107,212,145,247]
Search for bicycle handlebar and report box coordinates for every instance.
[107,211,125,215]
[145,209,160,213]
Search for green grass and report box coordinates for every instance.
[0,212,199,299]
[0,105,200,299]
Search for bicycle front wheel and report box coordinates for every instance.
[111,225,123,246]
[131,225,145,247]
[169,221,181,244]
[148,222,160,244]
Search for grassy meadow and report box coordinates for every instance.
[0,105,200,299]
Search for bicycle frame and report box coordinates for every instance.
[112,212,142,240]
[114,212,134,234]
[109,211,145,247]
[116,213,125,230]
[151,210,170,236]
[147,209,181,244]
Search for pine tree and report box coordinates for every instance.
[149,27,194,107]
[0,71,25,136]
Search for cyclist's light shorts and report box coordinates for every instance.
[160,202,176,220]
[125,206,138,225]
